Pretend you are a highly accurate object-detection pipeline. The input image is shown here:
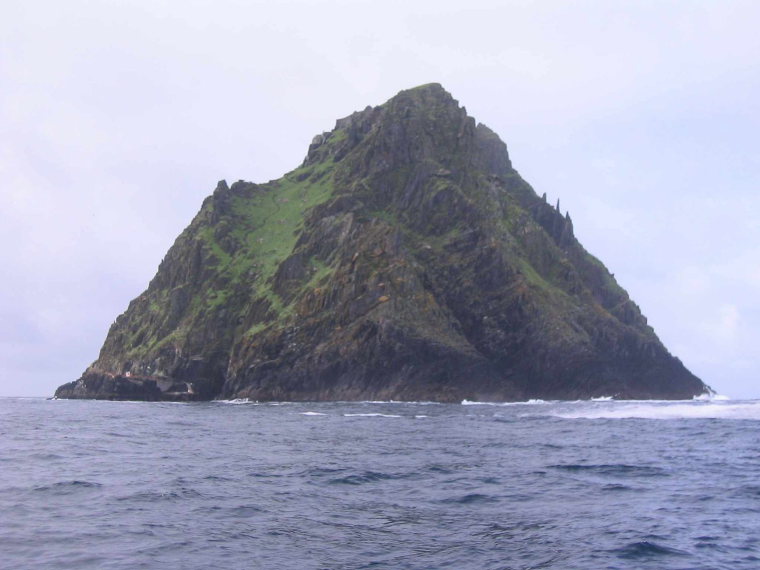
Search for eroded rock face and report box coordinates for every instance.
[55,83,710,402]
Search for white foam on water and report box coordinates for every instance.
[553,400,760,420]
[216,399,295,406]
[343,413,402,418]
[591,396,614,401]
[300,411,327,416]
[358,400,442,405]
[217,398,254,405]
[461,398,551,406]
[9,397,46,400]
[693,393,731,401]
[414,415,428,419]
[88,399,148,404]
[55,399,173,404]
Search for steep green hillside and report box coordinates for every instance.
[56,84,708,402]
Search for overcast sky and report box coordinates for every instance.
[2,0,758,398]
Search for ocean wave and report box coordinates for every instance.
[359,400,441,405]
[440,493,499,505]
[612,540,689,559]
[327,471,398,485]
[343,413,402,418]
[5,397,760,569]
[215,399,296,405]
[553,400,760,420]
[549,464,668,478]
[461,399,551,406]
[693,393,731,401]
[34,480,103,494]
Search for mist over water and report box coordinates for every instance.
[2,397,759,569]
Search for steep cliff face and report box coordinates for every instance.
[55,83,709,402]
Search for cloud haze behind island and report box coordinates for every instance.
[1,0,758,398]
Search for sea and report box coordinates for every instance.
[1,396,759,569]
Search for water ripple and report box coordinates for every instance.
[3,398,760,569]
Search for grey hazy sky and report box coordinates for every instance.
[2,0,758,398]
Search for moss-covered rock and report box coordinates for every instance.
[55,83,709,402]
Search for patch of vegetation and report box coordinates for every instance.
[192,161,339,329]
[302,257,334,289]
[516,257,571,303]
[227,165,334,285]
[368,208,397,225]
[326,127,348,146]
[206,288,231,309]
[121,156,340,360]
[198,226,232,267]
[244,322,268,338]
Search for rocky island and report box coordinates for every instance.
[55,84,709,402]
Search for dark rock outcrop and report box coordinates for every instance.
[55,83,710,402]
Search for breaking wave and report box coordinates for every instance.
[461,398,550,406]
[343,412,402,418]
[551,399,760,420]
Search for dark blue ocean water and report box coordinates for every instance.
[2,397,759,569]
